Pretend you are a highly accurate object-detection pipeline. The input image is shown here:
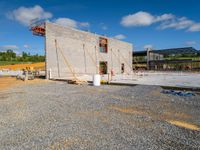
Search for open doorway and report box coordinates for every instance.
[121,63,125,73]
[99,61,107,74]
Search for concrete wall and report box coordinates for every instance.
[45,22,133,80]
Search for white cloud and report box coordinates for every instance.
[7,5,90,29]
[144,44,153,50]
[54,18,77,28]
[113,34,126,40]
[121,11,200,32]
[121,11,154,27]
[159,17,194,30]
[188,23,200,32]
[121,11,174,27]
[7,5,52,26]
[158,17,200,32]
[185,41,197,46]
[0,45,19,51]
[155,14,175,22]
[54,17,90,29]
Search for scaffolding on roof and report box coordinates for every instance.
[29,19,46,36]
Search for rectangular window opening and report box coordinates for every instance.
[99,37,108,53]
[121,63,125,73]
[99,61,108,74]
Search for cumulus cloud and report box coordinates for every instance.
[144,44,153,50]
[54,17,90,29]
[7,5,90,29]
[155,14,175,22]
[159,17,200,32]
[54,18,78,28]
[121,11,200,32]
[0,45,19,51]
[121,11,174,27]
[159,17,194,30]
[7,5,52,26]
[188,23,200,32]
[113,34,126,40]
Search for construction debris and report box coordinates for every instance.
[16,70,35,81]
[161,90,195,97]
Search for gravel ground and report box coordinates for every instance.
[0,81,200,150]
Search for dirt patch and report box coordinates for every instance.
[50,139,74,149]
[50,138,89,150]
[0,62,45,70]
[0,77,22,90]
[109,105,145,115]
[163,112,192,120]
[75,111,101,117]
[110,105,198,131]
[109,105,192,120]
[75,111,109,124]
[0,77,49,91]
[166,120,200,131]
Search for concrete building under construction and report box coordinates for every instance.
[31,22,133,81]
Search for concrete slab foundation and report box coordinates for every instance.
[111,71,200,88]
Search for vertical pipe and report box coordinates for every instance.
[110,49,113,81]
[147,50,150,70]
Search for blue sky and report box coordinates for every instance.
[0,0,200,55]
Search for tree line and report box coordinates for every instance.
[0,50,45,62]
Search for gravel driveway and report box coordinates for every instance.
[0,81,200,149]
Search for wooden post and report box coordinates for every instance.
[108,73,110,84]
[49,68,52,79]
[83,44,87,73]
[55,39,61,78]
[95,46,98,74]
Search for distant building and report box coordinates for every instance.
[133,47,200,71]
[133,49,164,70]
